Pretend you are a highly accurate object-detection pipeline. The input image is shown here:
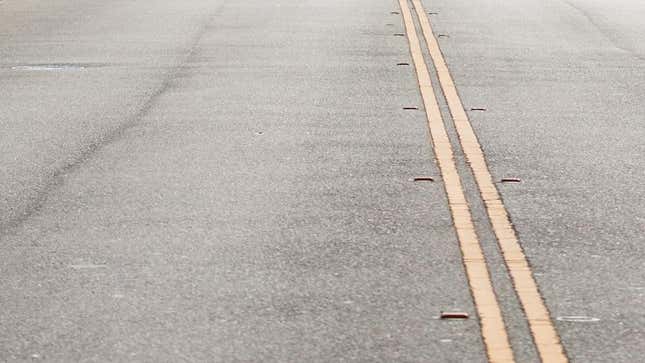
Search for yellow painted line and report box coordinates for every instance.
[411,1,568,361]
[397,1,514,362]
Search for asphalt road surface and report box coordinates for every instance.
[0,0,643,362]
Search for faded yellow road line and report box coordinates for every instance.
[411,0,568,361]
[397,0,514,361]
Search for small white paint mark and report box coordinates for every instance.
[69,264,107,270]
[556,316,600,322]
[440,339,453,343]
[12,64,86,71]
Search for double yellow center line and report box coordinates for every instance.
[397,0,568,361]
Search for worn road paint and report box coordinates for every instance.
[69,264,107,270]
[397,1,515,361]
[11,64,87,71]
[556,316,600,323]
[411,0,568,361]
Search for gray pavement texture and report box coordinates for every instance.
[0,0,643,362]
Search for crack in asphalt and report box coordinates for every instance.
[0,1,229,237]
